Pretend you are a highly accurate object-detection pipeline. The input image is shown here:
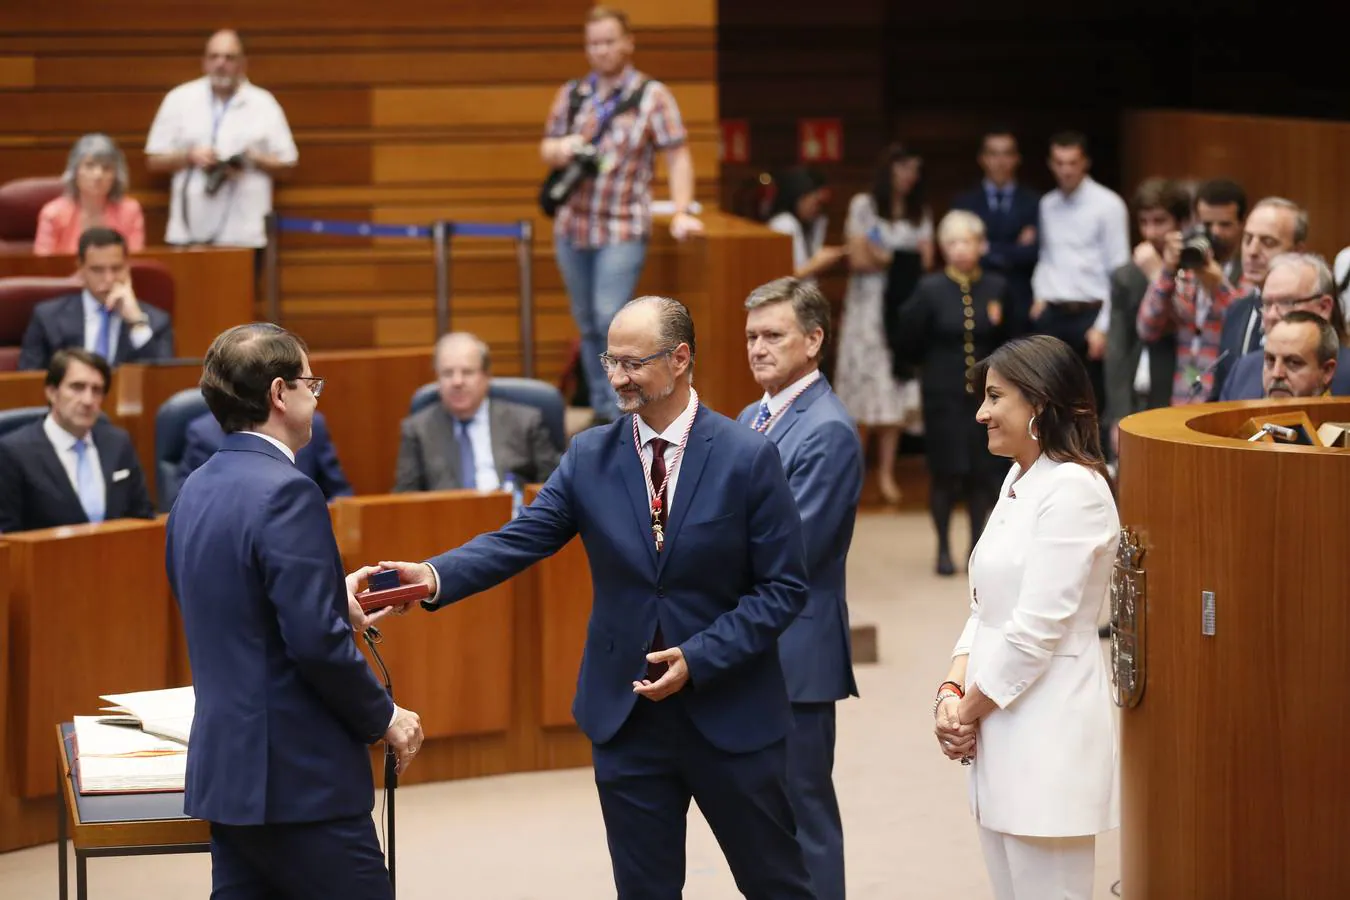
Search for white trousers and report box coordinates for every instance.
[977,826,1096,900]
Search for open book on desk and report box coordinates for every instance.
[72,716,187,793]
[97,685,195,744]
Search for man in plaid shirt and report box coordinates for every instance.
[541,6,703,423]
[1136,179,1251,403]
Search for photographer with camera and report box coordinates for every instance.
[1135,179,1251,404]
[541,6,703,424]
[145,29,296,252]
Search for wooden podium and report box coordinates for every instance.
[1115,398,1350,898]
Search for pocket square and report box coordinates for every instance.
[112,469,130,482]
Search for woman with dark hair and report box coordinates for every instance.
[930,334,1119,900]
[767,166,844,282]
[834,143,934,504]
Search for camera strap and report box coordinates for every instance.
[568,73,650,151]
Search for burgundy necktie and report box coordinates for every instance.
[646,437,669,680]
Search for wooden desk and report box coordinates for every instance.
[0,369,46,411]
[0,246,256,359]
[6,519,177,800]
[57,724,209,900]
[333,491,590,785]
[528,485,592,728]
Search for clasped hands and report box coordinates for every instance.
[934,697,977,763]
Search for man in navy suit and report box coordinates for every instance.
[178,409,353,501]
[166,323,423,900]
[18,227,174,371]
[951,129,1040,338]
[0,348,154,533]
[738,277,862,900]
[381,296,815,898]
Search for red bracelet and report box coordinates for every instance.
[937,680,964,699]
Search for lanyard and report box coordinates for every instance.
[631,390,700,553]
[752,371,819,434]
[209,88,232,146]
[587,70,633,133]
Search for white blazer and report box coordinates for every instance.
[954,454,1121,837]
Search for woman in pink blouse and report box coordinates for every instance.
[34,133,145,256]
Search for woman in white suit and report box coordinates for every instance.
[933,334,1120,900]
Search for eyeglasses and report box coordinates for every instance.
[598,349,672,375]
[1261,293,1326,314]
[294,376,325,397]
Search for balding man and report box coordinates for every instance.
[393,332,560,492]
[146,29,297,250]
[380,296,815,898]
[1220,253,1350,400]
[1211,197,1308,397]
[1260,312,1340,399]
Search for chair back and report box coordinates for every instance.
[129,259,175,317]
[408,378,567,451]
[0,275,82,370]
[0,405,47,438]
[0,176,64,245]
[154,387,209,512]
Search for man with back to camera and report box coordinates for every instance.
[18,227,174,371]
[0,348,153,533]
[166,323,423,900]
[541,6,703,425]
[379,295,817,898]
[739,276,863,900]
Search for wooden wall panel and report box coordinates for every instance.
[1122,110,1350,261]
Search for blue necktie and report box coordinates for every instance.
[73,438,105,523]
[456,420,477,489]
[94,306,112,361]
[751,402,772,431]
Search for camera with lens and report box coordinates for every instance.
[540,144,601,217]
[1177,224,1215,271]
[204,153,246,197]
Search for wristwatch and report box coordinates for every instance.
[126,317,150,328]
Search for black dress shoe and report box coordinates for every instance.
[936,552,955,576]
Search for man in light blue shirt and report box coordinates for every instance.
[1030,131,1130,415]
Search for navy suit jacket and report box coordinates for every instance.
[1212,293,1262,399]
[18,292,174,370]
[0,417,153,533]
[179,410,353,501]
[737,377,861,704]
[424,404,809,754]
[165,433,393,825]
[951,183,1040,329]
[1218,346,1350,401]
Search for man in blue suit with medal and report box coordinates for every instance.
[381,295,816,898]
[739,277,863,900]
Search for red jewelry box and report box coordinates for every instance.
[356,582,430,613]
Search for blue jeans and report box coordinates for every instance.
[554,237,648,419]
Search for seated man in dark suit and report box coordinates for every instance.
[179,409,353,501]
[18,226,174,371]
[393,332,561,492]
[950,128,1040,338]
[0,348,154,533]
[1220,253,1350,400]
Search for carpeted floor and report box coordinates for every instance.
[0,511,1121,898]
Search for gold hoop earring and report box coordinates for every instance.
[1027,416,1039,441]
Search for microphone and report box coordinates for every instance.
[1188,349,1231,398]
[1247,423,1298,443]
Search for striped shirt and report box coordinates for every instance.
[544,66,687,248]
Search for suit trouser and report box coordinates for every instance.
[786,702,844,900]
[977,825,1096,900]
[209,815,392,900]
[591,696,816,899]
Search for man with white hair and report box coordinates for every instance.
[146,29,296,249]
[1219,252,1350,400]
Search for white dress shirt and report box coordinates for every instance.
[456,400,501,492]
[758,368,821,434]
[43,414,106,512]
[634,389,699,514]
[1031,176,1131,334]
[82,290,152,361]
[767,211,828,283]
[240,430,296,463]
[145,76,298,248]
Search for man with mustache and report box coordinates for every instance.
[1261,311,1340,399]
